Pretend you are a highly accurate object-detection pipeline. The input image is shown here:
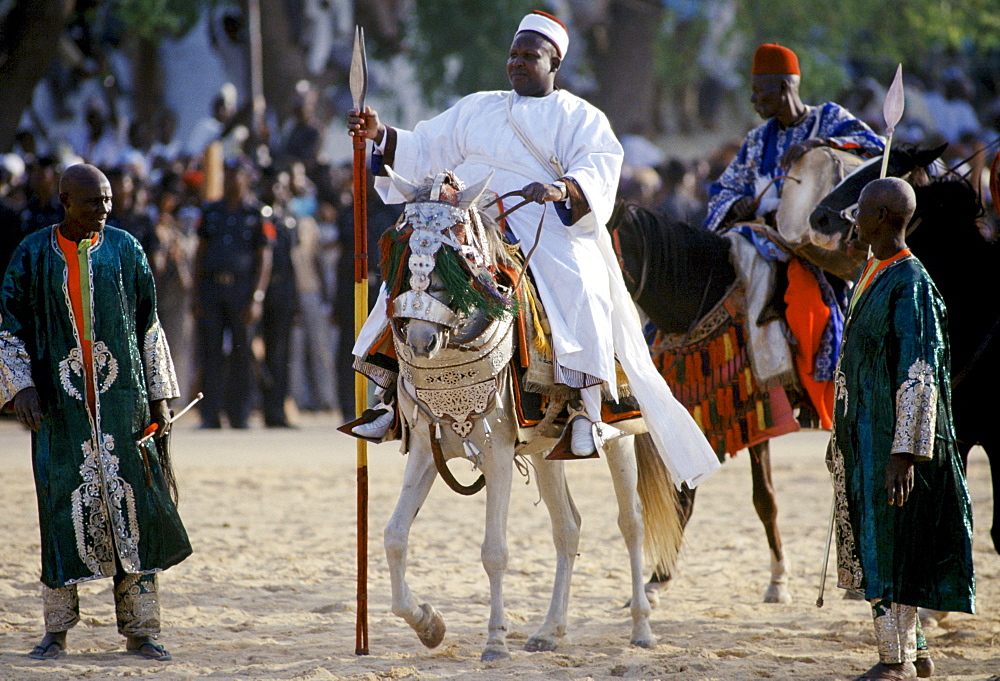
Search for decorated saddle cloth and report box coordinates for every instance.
[649,283,799,460]
[725,223,841,430]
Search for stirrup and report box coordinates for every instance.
[338,403,394,443]
[546,407,599,460]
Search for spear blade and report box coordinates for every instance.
[879,64,905,179]
[883,64,905,135]
[350,26,368,112]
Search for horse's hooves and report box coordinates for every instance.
[524,636,558,653]
[481,643,511,662]
[415,603,446,648]
[763,583,792,604]
[918,608,948,629]
[630,636,658,649]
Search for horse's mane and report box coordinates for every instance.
[611,202,735,334]
[379,176,519,321]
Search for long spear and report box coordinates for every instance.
[349,25,370,656]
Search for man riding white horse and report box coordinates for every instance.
[346,11,719,487]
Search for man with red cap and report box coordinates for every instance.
[347,12,720,488]
[705,43,885,232]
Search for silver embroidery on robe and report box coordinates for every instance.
[142,319,179,401]
[42,585,81,633]
[71,433,142,578]
[115,573,161,636]
[834,368,848,416]
[57,342,120,401]
[0,329,34,405]
[830,429,864,593]
[871,599,917,664]
[891,359,937,461]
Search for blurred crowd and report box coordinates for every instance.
[2,63,998,428]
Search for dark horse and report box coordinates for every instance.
[811,162,1000,555]
[608,147,997,606]
[608,203,794,602]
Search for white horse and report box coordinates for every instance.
[368,170,684,661]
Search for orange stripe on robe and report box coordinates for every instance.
[57,230,97,414]
[783,258,833,429]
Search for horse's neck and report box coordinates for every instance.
[907,216,1000,363]
[623,205,734,334]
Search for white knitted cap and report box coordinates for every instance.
[516,11,569,58]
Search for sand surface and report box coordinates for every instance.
[0,415,997,680]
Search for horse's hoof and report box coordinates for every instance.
[480,643,510,662]
[415,603,446,648]
[524,636,558,653]
[919,608,948,629]
[630,635,658,649]
[763,582,792,604]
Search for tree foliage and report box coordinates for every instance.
[734,0,1000,96]
[109,0,205,43]
[411,0,536,106]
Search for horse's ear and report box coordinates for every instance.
[385,165,421,202]
[913,143,949,168]
[457,171,494,210]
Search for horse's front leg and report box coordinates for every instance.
[383,438,447,648]
[605,435,656,648]
[525,453,580,653]
[479,431,515,662]
[749,442,791,603]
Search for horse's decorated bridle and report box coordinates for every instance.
[384,168,517,493]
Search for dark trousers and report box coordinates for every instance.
[197,283,255,427]
[260,293,296,425]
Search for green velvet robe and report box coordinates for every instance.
[0,226,191,588]
[830,252,975,613]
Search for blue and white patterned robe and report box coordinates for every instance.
[705,102,884,232]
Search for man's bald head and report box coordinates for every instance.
[859,177,917,229]
[855,177,916,258]
[60,163,109,195]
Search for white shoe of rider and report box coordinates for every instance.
[352,403,395,439]
[570,415,597,456]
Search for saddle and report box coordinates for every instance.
[501,244,641,460]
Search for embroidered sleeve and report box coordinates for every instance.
[142,319,180,401]
[0,329,34,406]
[890,358,937,461]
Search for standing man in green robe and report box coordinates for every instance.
[829,178,975,680]
[0,164,191,662]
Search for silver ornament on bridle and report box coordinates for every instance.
[386,168,515,456]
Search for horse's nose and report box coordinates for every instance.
[422,333,440,358]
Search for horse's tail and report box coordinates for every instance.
[634,432,684,576]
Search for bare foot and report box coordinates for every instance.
[852,661,918,680]
[915,657,934,678]
[125,635,172,661]
[28,631,67,660]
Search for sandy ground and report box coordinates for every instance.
[0,414,997,681]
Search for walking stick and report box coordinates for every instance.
[816,494,835,607]
[350,25,370,656]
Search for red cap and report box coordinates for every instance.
[751,44,800,76]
